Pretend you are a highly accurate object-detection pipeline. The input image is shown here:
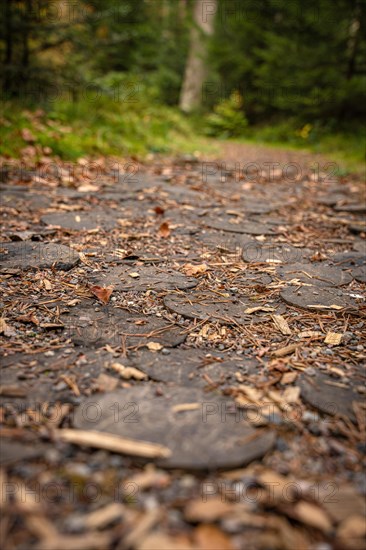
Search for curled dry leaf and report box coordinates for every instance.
[158,221,171,238]
[183,263,209,276]
[90,285,114,304]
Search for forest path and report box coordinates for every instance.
[1,149,365,549]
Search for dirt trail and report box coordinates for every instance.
[1,148,365,549]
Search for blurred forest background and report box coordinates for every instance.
[1,0,365,169]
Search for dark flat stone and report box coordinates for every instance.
[204,219,275,235]
[90,265,197,291]
[275,262,353,287]
[330,251,365,268]
[164,290,274,325]
[0,440,45,465]
[280,287,359,312]
[73,387,275,470]
[0,242,79,271]
[299,373,364,423]
[242,242,309,264]
[333,204,366,214]
[41,211,117,231]
[352,265,366,283]
[130,349,259,387]
[61,302,186,348]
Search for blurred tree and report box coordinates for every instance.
[179,0,217,112]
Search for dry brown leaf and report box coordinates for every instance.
[324,331,342,346]
[55,429,171,458]
[138,532,193,550]
[292,501,332,533]
[95,373,119,392]
[90,285,114,304]
[298,330,322,338]
[185,497,234,522]
[43,278,52,290]
[183,263,209,276]
[21,128,36,143]
[110,363,147,381]
[0,318,15,337]
[158,221,171,238]
[337,515,366,543]
[194,524,234,550]
[281,372,298,385]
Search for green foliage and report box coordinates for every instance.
[205,91,248,137]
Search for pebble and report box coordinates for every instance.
[356,344,364,351]
[54,381,67,391]
[44,350,55,357]
[161,348,170,355]
[302,411,319,423]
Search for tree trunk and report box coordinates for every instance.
[179,0,217,113]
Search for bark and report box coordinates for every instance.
[179,0,217,113]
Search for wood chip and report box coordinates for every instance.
[272,344,298,357]
[245,306,275,314]
[271,314,292,335]
[109,363,147,380]
[54,429,172,458]
[324,331,342,346]
[292,501,332,533]
[172,403,201,413]
[83,502,125,530]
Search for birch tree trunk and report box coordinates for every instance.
[179,0,217,113]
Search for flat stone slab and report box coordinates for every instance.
[89,265,198,291]
[275,262,353,287]
[204,219,275,235]
[61,302,186,348]
[41,211,117,231]
[242,242,309,264]
[130,349,259,387]
[164,290,274,325]
[280,287,359,312]
[197,231,252,254]
[330,251,365,268]
[0,440,45,465]
[73,387,275,470]
[0,242,79,271]
[333,203,366,214]
[352,265,366,283]
[299,373,364,423]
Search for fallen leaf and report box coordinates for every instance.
[154,206,165,215]
[185,497,234,522]
[291,501,332,532]
[337,515,366,543]
[324,331,342,346]
[0,318,15,337]
[109,363,147,381]
[183,263,209,276]
[43,278,52,290]
[281,372,298,384]
[158,221,170,238]
[21,128,36,143]
[194,524,234,550]
[146,342,163,351]
[96,373,119,392]
[90,285,114,304]
[138,532,192,550]
[129,272,140,278]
